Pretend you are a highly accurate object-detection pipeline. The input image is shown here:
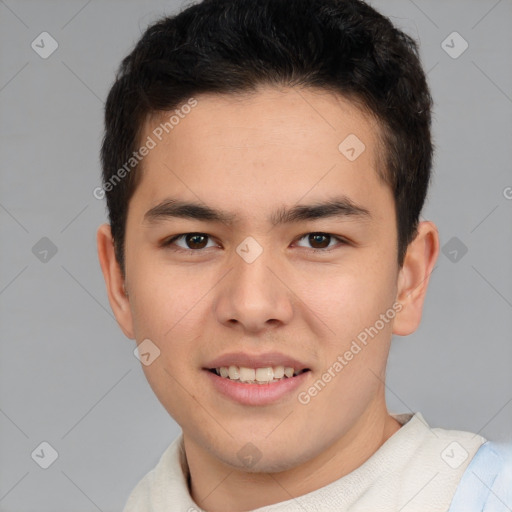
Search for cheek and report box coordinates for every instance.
[297,256,398,334]
[297,264,397,425]
[128,269,209,422]
[127,251,205,340]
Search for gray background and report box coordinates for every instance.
[1,0,511,510]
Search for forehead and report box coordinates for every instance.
[133,86,388,217]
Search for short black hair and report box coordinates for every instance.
[100,0,433,274]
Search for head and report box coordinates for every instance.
[98,0,438,479]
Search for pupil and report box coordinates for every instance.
[310,233,329,248]
[188,233,207,249]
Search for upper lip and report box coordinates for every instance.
[204,351,310,370]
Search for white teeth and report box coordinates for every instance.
[228,365,239,380]
[239,367,256,382]
[214,365,304,384]
[255,367,273,382]
[273,365,285,379]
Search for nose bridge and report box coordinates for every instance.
[232,237,281,306]
[214,236,294,330]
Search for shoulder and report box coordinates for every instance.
[448,440,512,511]
[378,412,487,510]
[394,412,487,470]
[122,434,197,511]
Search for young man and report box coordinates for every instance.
[96,0,511,510]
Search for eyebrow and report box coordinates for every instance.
[143,196,371,227]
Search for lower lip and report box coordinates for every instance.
[203,369,311,406]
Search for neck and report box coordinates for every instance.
[183,398,402,512]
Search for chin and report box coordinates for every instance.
[217,436,317,474]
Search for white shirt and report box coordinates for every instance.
[123,412,486,512]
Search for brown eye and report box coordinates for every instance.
[184,233,209,249]
[295,232,347,251]
[308,233,331,249]
[163,232,216,251]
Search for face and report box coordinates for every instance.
[100,86,432,474]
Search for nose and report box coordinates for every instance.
[213,244,294,334]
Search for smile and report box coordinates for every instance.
[210,365,310,384]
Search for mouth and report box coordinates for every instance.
[207,365,311,384]
[202,352,312,405]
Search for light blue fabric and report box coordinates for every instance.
[448,441,512,512]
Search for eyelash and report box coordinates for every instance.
[161,232,349,254]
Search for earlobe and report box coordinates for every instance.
[96,224,135,339]
[393,221,439,336]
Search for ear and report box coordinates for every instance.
[97,223,135,339]
[393,221,439,336]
